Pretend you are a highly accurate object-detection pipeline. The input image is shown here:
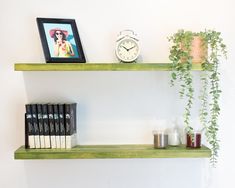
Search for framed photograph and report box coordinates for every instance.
[37,18,86,63]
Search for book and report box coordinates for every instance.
[58,104,66,149]
[53,104,60,148]
[25,104,35,149]
[25,114,28,148]
[42,104,50,148]
[65,103,77,149]
[48,104,56,148]
[31,104,41,148]
[37,104,45,148]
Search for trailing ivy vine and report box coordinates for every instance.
[168,29,227,166]
[168,30,195,135]
[201,30,227,166]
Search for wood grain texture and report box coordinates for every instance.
[14,63,205,71]
[14,144,211,159]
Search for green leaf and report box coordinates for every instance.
[171,72,177,80]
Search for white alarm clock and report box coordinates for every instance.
[115,30,140,63]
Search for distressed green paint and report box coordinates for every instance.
[14,145,211,159]
[14,63,205,71]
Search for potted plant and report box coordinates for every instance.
[168,29,227,166]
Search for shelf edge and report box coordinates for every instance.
[14,63,205,71]
[14,144,211,160]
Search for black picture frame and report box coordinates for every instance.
[37,18,86,63]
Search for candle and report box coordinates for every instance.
[186,132,201,148]
[153,131,168,149]
[168,131,180,146]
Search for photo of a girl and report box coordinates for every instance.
[49,28,75,57]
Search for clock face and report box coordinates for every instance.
[116,38,139,62]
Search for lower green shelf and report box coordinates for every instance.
[14,144,211,159]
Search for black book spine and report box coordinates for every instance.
[53,104,60,148]
[25,113,28,148]
[65,104,72,136]
[65,103,77,148]
[25,104,35,149]
[58,104,66,148]
[71,103,77,136]
[48,104,56,148]
[31,104,40,148]
[42,104,50,148]
[37,104,45,148]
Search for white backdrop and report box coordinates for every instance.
[0,0,234,187]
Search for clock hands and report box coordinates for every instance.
[121,45,129,51]
[121,45,136,51]
[128,45,136,50]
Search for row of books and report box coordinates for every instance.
[25,103,77,149]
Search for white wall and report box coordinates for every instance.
[0,0,234,187]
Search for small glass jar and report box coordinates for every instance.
[186,131,201,148]
[168,128,180,146]
[153,130,168,149]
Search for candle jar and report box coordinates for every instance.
[186,131,201,148]
[168,129,180,146]
[153,131,168,149]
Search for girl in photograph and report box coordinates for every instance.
[49,28,75,57]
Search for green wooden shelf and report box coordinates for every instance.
[14,144,211,160]
[14,63,205,71]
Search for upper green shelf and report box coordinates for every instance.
[14,144,211,160]
[14,63,205,71]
